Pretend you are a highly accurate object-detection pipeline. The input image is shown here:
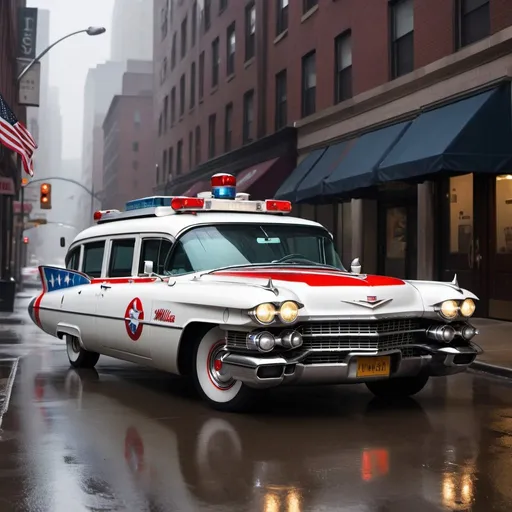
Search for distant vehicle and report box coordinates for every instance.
[21,266,39,289]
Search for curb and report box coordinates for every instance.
[470,360,512,379]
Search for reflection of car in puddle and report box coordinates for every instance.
[32,368,487,511]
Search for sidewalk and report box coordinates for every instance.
[0,292,34,326]
[470,318,512,378]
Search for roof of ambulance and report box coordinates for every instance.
[72,211,324,244]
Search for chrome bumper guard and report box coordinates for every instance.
[219,343,479,389]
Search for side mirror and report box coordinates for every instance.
[143,260,154,275]
[60,237,65,248]
[351,257,362,274]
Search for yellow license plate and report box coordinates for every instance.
[356,356,391,377]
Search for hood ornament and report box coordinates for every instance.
[264,278,279,296]
[342,297,393,309]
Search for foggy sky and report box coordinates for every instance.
[27,0,115,160]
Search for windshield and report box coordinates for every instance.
[164,224,345,275]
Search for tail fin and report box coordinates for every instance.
[39,266,91,293]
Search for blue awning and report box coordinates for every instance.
[295,139,355,202]
[274,148,326,201]
[323,121,411,198]
[377,85,512,182]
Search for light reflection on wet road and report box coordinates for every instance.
[0,298,512,511]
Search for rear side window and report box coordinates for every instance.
[65,247,80,270]
[82,241,105,278]
[139,238,173,274]
[108,238,135,277]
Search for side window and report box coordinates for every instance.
[139,238,173,275]
[165,241,193,275]
[65,246,80,270]
[108,238,136,277]
[83,241,105,278]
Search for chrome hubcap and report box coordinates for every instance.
[208,343,234,389]
[70,338,80,353]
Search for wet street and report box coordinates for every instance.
[0,297,511,511]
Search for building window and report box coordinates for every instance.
[132,141,139,152]
[226,22,236,76]
[179,73,186,117]
[134,110,141,127]
[188,131,193,170]
[211,37,220,88]
[162,149,168,181]
[132,160,139,170]
[158,113,162,136]
[190,62,196,109]
[161,5,168,40]
[195,125,201,165]
[275,69,287,130]
[334,31,352,104]
[303,0,317,13]
[181,16,187,59]
[171,86,176,125]
[391,0,414,78]
[208,114,216,158]
[243,89,254,144]
[245,2,256,61]
[301,50,316,117]
[204,0,211,32]
[220,0,228,13]
[168,147,174,177]
[225,102,233,152]
[199,51,205,100]
[276,0,289,35]
[192,1,197,46]
[457,0,490,48]
[177,139,183,175]
[163,95,168,131]
[171,32,177,70]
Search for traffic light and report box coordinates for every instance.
[40,183,51,209]
[21,177,28,187]
[23,236,29,244]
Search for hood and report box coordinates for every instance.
[200,267,425,320]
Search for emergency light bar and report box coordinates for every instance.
[94,173,292,222]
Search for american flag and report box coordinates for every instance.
[0,93,37,176]
[40,266,91,292]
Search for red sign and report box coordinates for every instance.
[0,177,15,196]
[13,201,33,214]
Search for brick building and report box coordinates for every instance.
[155,0,512,321]
[0,0,25,293]
[102,70,155,211]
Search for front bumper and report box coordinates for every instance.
[220,344,480,389]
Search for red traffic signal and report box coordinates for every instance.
[40,183,52,209]
[23,236,29,244]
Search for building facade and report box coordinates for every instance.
[273,0,512,321]
[153,0,297,199]
[102,71,155,211]
[0,0,26,294]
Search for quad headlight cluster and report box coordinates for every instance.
[250,300,300,325]
[437,298,476,320]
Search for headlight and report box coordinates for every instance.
[460,298,476,317]
[278,301,299,323]
[440,300,459,319]
[254,303,276,324]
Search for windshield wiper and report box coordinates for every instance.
[204,261,345,274]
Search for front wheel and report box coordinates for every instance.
[365,372,429,399]
[192,327,256,412]
[66,335,100,369]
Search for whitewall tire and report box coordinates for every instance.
[66,335,100,369]
[193,327,255,412]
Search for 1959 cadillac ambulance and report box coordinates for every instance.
[28,173,480,411]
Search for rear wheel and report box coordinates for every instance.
[365,372,429,399]
[192,327,255,412]
[66,335,100,369]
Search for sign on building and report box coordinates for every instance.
[17,7,38,60]
[17,60,41,107]
[0,178,15,196]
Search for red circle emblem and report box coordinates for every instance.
[124,297,144,341]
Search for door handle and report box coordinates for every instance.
[100,284,111,290]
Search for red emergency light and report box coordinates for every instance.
[170,197,205,211]
[211,173,236,188]
[265,200,292,212]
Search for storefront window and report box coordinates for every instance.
[449,174,473,254]
[385,206,407,277]
[495,175,512,254]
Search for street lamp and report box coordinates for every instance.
[17,26,107,82]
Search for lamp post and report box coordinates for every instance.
[17,26,106,82]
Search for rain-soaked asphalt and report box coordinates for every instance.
[0,297,511,511]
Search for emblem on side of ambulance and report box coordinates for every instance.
[125,298,144,341]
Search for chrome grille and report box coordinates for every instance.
[226,331,248,350]
[299,319,421,356]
